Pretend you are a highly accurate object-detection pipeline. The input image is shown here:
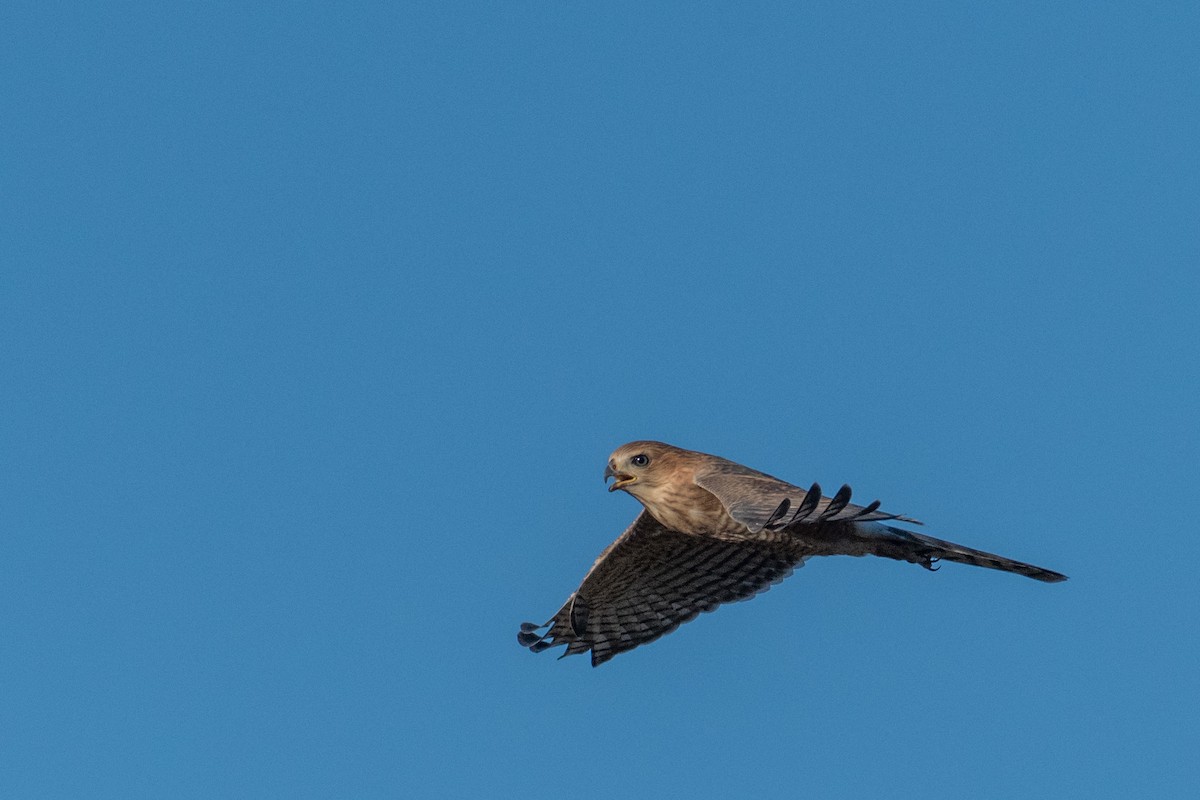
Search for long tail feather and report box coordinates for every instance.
[873,524,1067,583]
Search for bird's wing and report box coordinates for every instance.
[517,510,805,666]
[691,456,922,532]
[693,457,1066,583]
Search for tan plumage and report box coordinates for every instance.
[518,441,1067,667]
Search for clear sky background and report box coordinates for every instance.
[3,2,1197,798]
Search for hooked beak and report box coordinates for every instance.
[604,463,637,492]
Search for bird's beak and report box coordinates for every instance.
[604,463,637,492]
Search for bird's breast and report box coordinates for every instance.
[638,481,745,537]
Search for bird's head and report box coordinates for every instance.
[604,441,683,497]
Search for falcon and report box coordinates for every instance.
[518,440,1067,666]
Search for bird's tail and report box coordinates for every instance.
[865,523,1068,583]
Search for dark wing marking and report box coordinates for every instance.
[794,482,823,522]
[692,457,921,532]
[821,484,853,519]
[517,511,806,666]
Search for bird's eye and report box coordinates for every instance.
[631,454,650,467]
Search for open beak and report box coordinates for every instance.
[604,464,637,492]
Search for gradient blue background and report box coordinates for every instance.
[3,3,1197,797]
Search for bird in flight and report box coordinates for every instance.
[518,440,1066,667]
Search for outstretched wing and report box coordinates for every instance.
[692,456,922,533]
[518,511,806,666]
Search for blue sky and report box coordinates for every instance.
[3,2,1198,797]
